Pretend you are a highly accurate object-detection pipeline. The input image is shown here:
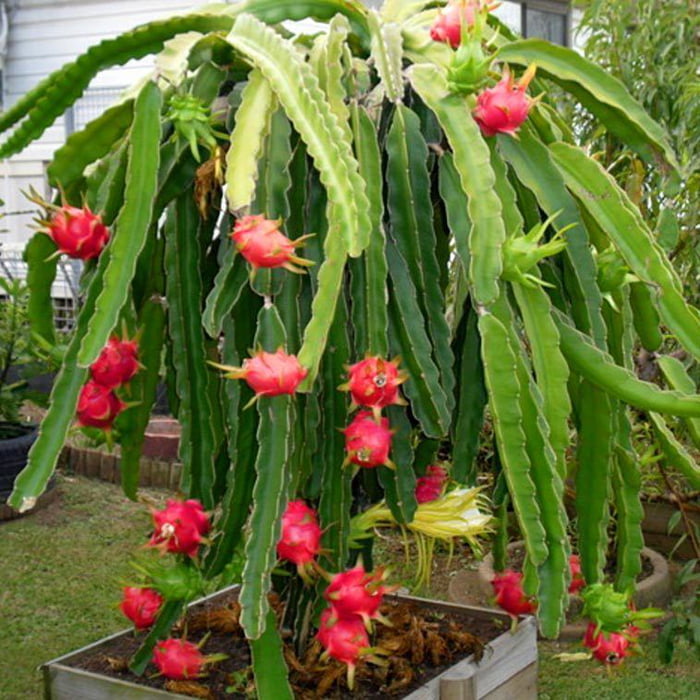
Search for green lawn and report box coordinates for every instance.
[0,474,156,699]
[1,474,698,699]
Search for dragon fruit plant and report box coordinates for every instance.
[4,0,700,694]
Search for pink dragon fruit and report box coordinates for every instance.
[41,204,110,260]
[218,348,307,397]
[340,356,406,411]
[90,336,140,388]
[277,500,322,581]
[473,65,537,137]
[317,607,370,688]
[323,564,392,626]
[568,554,586,595]
[148,499,211,558]
[76,380,125,430]
[152,638,206,680]
[430,1,481,48]
[119,586,163,629]
[491,569,538,618]
[231,214,313,273]
[343,411,393,469]
[582,622,633,665]
[414,464,449,504]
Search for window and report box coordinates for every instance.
[493,1,571,46]
[522,1,569,46]
[65,87,126,136]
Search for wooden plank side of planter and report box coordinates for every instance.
[44,664,191,699]
[399,595,538,700]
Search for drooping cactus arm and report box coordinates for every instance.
[551,142,700,361]
[575,381,614,585]
[554,310,700,418]
[77,81,162,366]
[226,14,369,258]
[164,193,218,509]
[409,63,506,306]
[239,305,294,640]
[496,39,680,181]
[385,104,455,409]
[496,128,607,348]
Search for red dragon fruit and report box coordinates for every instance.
[119,586,163,629]
[473,65,537,137]
[76,380,126,430]
[149,499,211,558]
[341,356,406,412]
[41,204,110,260]
[414,464,449,504]
[90,336,140,388]
[217,349,307,397]
[491,569,537,618]
[277,500,322,581]
[568,554,586,595]
[324,564,392,626]
[231,214,313,273]
[152,638,206,680]
[317,607,370,688]
[430,0,481,48]
[582,622,633,665]
[343,411,393,469]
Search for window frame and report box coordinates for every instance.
[519,0,572,47]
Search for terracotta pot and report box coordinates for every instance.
[43,586,539,700]
[141,417,181,461]
[641,499,700,561]
[449,541,671,641]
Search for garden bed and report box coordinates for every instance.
[44,587,537,699]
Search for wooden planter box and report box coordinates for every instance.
[43,588,537,700]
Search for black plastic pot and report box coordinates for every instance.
[0,422,38,502]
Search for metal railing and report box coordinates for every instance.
[0,248,81,331]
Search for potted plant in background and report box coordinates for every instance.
[3,0,700,696]
[0,275,54,511]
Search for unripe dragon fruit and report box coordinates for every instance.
[582,622,633,665]
[491,569,537,618]
[568,554,586,595]
[149,499,210,558]
[473,65,536,137]
[414,464,449,504]
[76,380,126,430]
[216,348,307,397]
[430,0,481,48]
[277,500,322,581]
[119,586,163,629]
[90,336,140,389]
[41,204,110,260]
[231,214,313,273]
[152,638,206,680]
[317,607,370,689]
[341,356,406,411]
[324,564,391,626]
[343,411,393,469]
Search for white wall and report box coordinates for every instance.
[1,0,202,248]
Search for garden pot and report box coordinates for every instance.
[449,542,672,641]
[641,499,700,561]
[0,422,37,500]
[141,417,181,461]
[42,586,538,699]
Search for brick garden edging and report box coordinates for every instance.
[62,445,182,491]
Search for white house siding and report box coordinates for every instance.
[0,0,202,250]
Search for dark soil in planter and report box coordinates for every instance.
[72,590,506,699]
